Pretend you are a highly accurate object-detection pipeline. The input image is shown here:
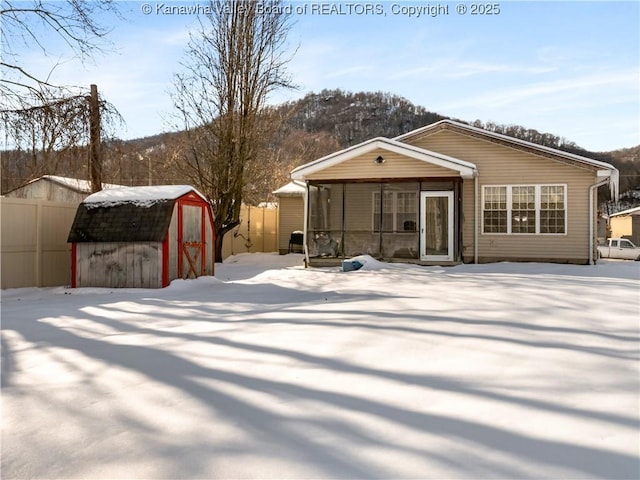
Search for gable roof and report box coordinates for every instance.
[273,180,306,197]
[68,201,175,243]
[394,119,619,199]
[68,185,208,243]
[3,175,123,196]
[396,119,618,171]
[42,175,124,192]
[290,137,477,180]
[83,185,207,208]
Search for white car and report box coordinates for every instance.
[597,238,640,261]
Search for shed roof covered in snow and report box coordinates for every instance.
[68,201,175,243]
[83,185,207,208]
[68,185,207,243]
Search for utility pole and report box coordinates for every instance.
[88,84,102,193]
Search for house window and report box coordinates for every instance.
[511,186,536,233]
[483,186,508,233]
[540,185,566,234]
[483,185,566,234]
[373,191,417,232]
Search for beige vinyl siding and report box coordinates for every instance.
[461,179,476,261]
[277,196,304,253]
[4,180,87,203]
[610,215,632,239]
[305,148,458,181]
[410,130,597,262]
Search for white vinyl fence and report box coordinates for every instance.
[1,198,279,289]
[221,204,279,259]
[1,198,78,288]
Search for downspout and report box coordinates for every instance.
[378,183,384,259]
[474,174,479,264]
[588,177,610,265]
[303,182,310,268]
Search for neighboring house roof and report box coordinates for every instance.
[272,180,306,197]
[68,185,207,243]
[610,206,640,217]
[6,175,124,195]
[394,120,619,198]
[290,137,478,180]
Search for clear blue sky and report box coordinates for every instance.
[17,0,640,151]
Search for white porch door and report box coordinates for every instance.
[420,191,454,261]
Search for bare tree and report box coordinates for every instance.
[1,0,120,108]
[1,86,123,193]
[1,2,124,192]
[171,0,296,262]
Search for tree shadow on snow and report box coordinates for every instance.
[2,276,639,479]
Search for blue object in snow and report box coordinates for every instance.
[342,259,363,272]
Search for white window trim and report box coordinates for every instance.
[372,191,418,233]
[482,184,568,235]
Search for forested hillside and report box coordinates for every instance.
[2,89,638,205]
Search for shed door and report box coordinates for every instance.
[179,202,206,279]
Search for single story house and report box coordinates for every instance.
[3,175,123,203]
[68,185,215,288]
[609,206,640,245]
[285,120,619,266]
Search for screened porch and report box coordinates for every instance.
[306,180,462,264]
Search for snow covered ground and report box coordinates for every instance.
[2,254,639,479]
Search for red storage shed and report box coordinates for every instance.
[68,185,215,288]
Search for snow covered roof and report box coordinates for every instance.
[8,175,124,194]
[44,175,122,192]
[273,180,306,196]
[610,206,640,217]
[83,185,207,208]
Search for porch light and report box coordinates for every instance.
[374,155,385,164]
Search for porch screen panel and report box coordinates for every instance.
[308,183,342,257]
[381,182,419,259]
[343,183,380,257]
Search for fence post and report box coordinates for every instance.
[35,200,43,287]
